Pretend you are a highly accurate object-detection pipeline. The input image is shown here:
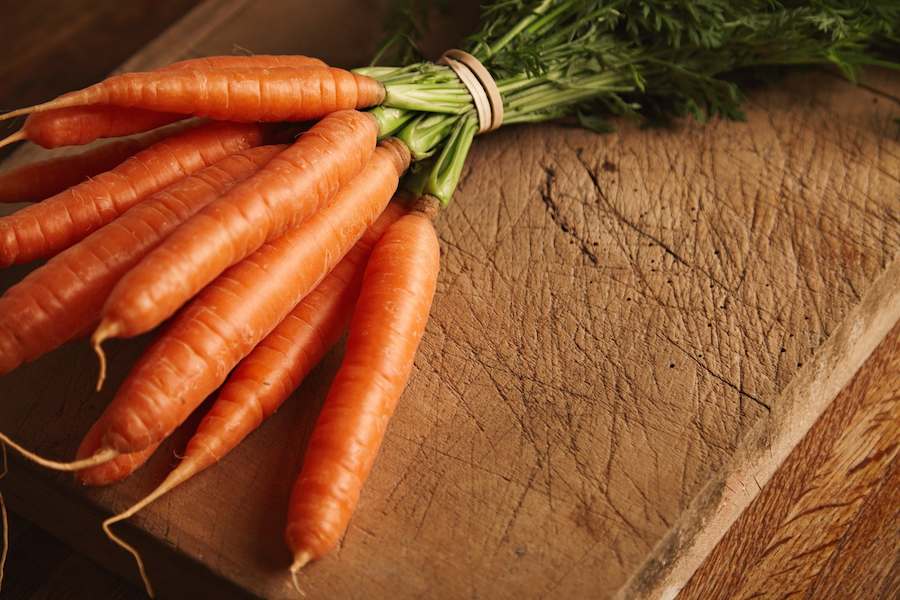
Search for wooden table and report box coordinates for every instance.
[1,2,897,599]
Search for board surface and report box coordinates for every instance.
[1,1,898,598]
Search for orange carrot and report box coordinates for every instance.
[91,204,405,596]
[2,107,187,150]
[0,145,283,375]
[0,55,326,150]
[95,110,378,343]
[161,54,326,71]
[0,67,384,123]
[81,202,404,483]
[83,139,409,460]
[0,121,198,204]
[76,419,158,487]
[0,121,264,267]
[285,201,440,579]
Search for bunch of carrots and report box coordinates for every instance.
[0,54,438,596]
[1,0,897,596]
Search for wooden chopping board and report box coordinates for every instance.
[1,1,898,599]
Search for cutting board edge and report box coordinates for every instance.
[618,255,900,600]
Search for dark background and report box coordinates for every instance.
[1,3,199,596]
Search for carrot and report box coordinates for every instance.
[0,120,198,204]
[81,139,409,463]
[0,67,384,123]
[0,121,264,267]
[161,54,326,71]
[75,419,158,487]
[0,55,325,150]
[0,138,406,478]
[94,110,378,344]
[285,200,440,582]
[0,107,187,150]
[0,145,283,376]
[91,203,406,596]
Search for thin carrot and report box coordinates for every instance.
[0,120,198,204]
[0,107,186,150]
[94,110,378,344]
[0,55,326,150]
[82,139,408,461]
[285,200,440,581]
[0,145,283,376]
[161,54,326,70]
[0,67,384,123]
[92,203,406,596]
[0,121,264,267]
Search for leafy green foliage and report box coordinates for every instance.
[360,0,898,203]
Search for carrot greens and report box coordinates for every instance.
[357,0,899,204]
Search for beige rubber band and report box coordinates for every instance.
[439,49,503,133]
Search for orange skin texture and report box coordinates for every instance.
[17,54,326,149]
[285,208,440,561]
[76,203,404,486]
[0,121,265,267]
[34,67,384,123]
[23,107,186,149]
[160,54,327,71]
[90,139,410,455]
[0,145,283,375]
[99,110,379,340]
[0,123,195,204]
[76,418,159,486]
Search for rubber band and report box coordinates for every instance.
[439,50,503,133]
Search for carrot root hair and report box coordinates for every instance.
[102,465,193,597]
[0,445,8,593]
[0,130,25,150]
[0,433,118,471]
[103,515,154,597]
[0,108,34,122]
[289,552,312,597]
[0,100,57,121]
[92,320,120,391]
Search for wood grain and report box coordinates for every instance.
[679,320,900,599]
[0,2,898,599]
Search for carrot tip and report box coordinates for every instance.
[0,433,118,472]
[0,491,7,593]
[103,515,154,598]
[0,130,25,150]
[0,98,62,121]
[0,108,33,121]
[289,552,312,596]
[92,320,120,391]
[0,445,7,593]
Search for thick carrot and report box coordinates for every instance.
[0,121,264,267]
[0,120,198,204]
[0,67,384,123]
[0,55,326,150]
[285,201,440,579]
[0,145,283,375]
[90,204,405,596]
[95,110,378,343]
[76,419,158,487]
[84,139,409,459]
